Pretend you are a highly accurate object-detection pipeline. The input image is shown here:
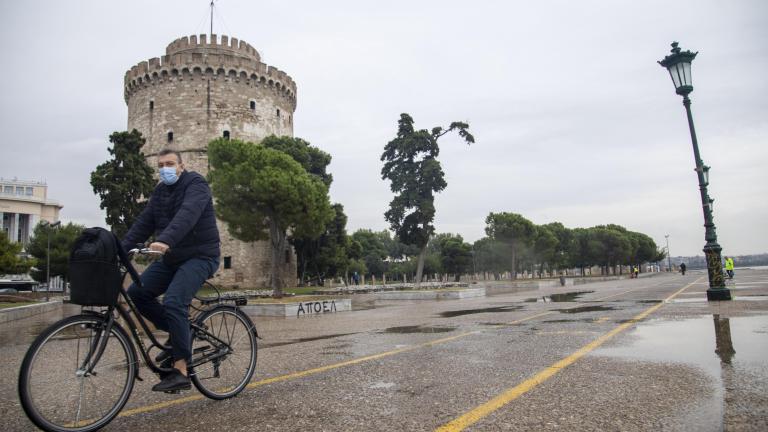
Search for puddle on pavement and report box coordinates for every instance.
[262,332,358,348]
[595,315,768,429]
[524,291,594,303]
[556,305,615,314]
[382,325,456,334]
[543,318,595,323]
[439,305,522,318]
[636,300,663,304]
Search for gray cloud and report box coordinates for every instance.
[1,0,766,256]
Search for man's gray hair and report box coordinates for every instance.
[158,148,182,164]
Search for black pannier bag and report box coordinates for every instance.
[69,227,123,306]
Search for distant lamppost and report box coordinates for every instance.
[665,234,672,272]
[658,42,730,301]
[42,220,61,289]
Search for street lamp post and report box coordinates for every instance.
[665,234,672,272]
[42,220,61,290]
[658,42,731,301]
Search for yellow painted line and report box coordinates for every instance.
[435,278,700,432]
[117,309,558,418]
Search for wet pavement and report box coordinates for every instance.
[1,269,767,431]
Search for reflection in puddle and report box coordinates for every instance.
[439,305,522,318]
[669,296,768,303]
[557,305,615,314]
[595,315,768,429]
[524,291,594,303]
[382,325,456,334]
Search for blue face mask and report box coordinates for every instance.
[159,167,179,185]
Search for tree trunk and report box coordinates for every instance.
[268,219,286,298]
[415,244,427,288]
[510,246,517,280]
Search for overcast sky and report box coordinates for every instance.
[1,0,766,257]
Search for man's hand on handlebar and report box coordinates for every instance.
[149,242,170,254]
[127,242,169,257]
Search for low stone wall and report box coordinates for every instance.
[376,288,486,300]
[241,298,352,318]
[314,282,469,295]
[480,272,662,294]
[0,300,63,324]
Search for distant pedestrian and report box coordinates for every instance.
[633,265,639,279]
[680,263,686,275]
[353,271,360,285]
[724,256,735,279]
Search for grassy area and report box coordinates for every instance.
[0,302,38,309]
[197,285,319,297]
[284,286,318,295]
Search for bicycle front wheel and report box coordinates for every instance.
[18,314,137,432]
[191,306,257,399]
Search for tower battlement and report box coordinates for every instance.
[124,34,296,104]
[166,34,260,60]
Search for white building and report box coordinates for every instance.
[0,178,62,248]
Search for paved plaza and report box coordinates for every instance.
[1,269,767,431]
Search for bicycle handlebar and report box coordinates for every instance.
[127,248,165,257]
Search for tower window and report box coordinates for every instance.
[149,100,154,110]
[285,250,290,263]
[223,130,230,140]
[250,101,256,110]
[276,108,281,118]
[167,131,174,143]
[224,256,232,269]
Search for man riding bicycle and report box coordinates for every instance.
[121,148,220,392]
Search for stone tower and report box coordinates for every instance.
[124,34,298,287]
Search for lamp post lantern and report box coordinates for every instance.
[658,42,730,301]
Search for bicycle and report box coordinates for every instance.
[18,248,259,432]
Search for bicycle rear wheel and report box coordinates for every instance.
[191,306,257,399]
[18,314,136,432]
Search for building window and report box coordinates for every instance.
[26,187,33,196]
[250,100,256,110]
[149,100,154,110]
[167,131,174,143]
[224,256,232,269]
[276,108,281,118]
[285,250,290,264]
[16,187,24,196]
[223,130,230,140]
[3,186,12,195]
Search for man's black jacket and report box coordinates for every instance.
[121,171,220,266]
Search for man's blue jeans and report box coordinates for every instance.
[127,256,219,363]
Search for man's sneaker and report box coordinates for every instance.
[151,369,191,393]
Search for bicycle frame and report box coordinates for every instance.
[84,255,235,379]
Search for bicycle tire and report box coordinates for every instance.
[190,306,257,400]
[18,314,137,432]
